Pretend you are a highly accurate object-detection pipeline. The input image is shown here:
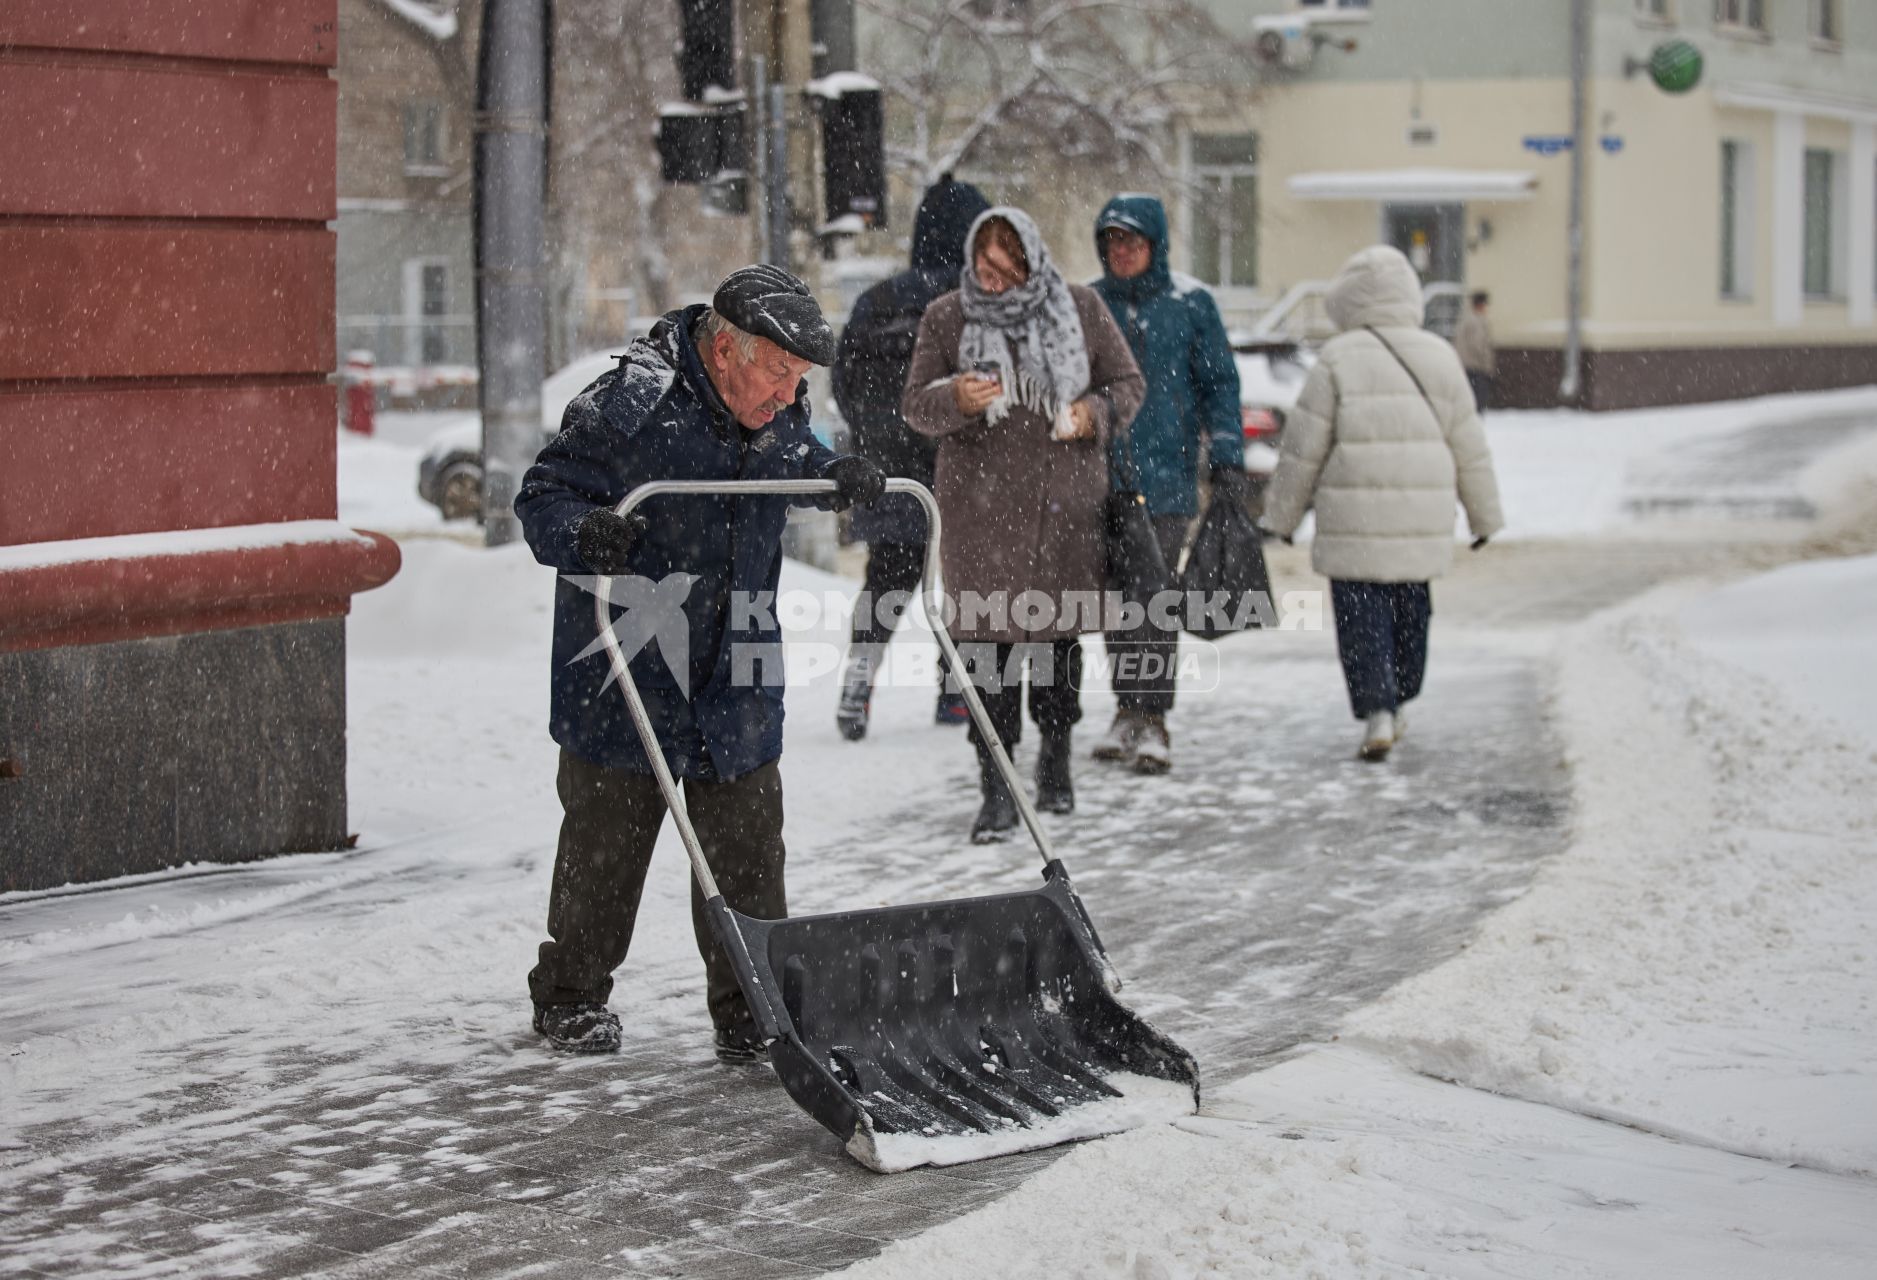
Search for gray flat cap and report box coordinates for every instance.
[710,264,837,366]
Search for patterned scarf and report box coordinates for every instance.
[957,207,1089,426]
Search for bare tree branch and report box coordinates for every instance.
[862,0,1255,186]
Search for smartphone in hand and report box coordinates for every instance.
[968,360,1002,388]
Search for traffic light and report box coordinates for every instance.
[676,0,734,102]
[660,0,746,209]
[816,79,885,230]
[657,105,720,182]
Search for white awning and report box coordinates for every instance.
[1288,169,1538,203]
[1713,81,1877,125]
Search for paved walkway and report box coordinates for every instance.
[0,638,1571,1278]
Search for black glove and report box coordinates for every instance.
[815,455,887,512]
[575,508,649,576]
[1210,464,1252,504]
[1471,535,1490,551]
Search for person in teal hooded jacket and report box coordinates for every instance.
[1090,193,1244,774]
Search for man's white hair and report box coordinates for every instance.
[698,308,759,363]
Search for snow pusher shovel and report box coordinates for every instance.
[595,479,1199,1172]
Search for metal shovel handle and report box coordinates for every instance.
[593,478,1056,905]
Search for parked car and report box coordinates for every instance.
[1235,333,1311,468]
[417,350,624,521]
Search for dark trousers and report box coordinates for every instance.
[1466,372,1495,415]
[960,638,1083,749]
[1330,581,1432,720]
[528,749,786,1032]
[1108,515,1190,716]
[849,539,927,648]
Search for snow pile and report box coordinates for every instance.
[1680,552,1877,752]
[1346,575,1877,1176]
[841,1046,1876,1279]
[839,557,1877,1277]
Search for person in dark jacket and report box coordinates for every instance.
[830,174,991,740]
[1089,194,1244,775]
[514,265,885,1062]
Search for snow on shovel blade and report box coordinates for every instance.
[719,864,1200,1173]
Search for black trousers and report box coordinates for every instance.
[1108,514,1190,716]
[527,749,786,1032]
[849,539,927,648]
[1467,372,1495,415]
[1330,581,1432,720]
[959,638,1083,749]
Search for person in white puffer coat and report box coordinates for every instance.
[1259,245,1505,761]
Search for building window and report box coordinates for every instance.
[1635,0,1674,21]
[1802,147,1848,299]
[1720,140,1755,299]
[403,258,452,364]
[1714,0,1768,34]
[1810,0,1841,45]
[402,101,448,176]
[1190,134,1258,289]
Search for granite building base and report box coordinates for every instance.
[1494,343,1877,411]
[0,619,350,892]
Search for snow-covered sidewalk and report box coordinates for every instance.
[844,554,1877,1279]
[3,386,1875,1278]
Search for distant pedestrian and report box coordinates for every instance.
[1454,291,1496,414]
[831,174,991,740]
[514,266,884,1062]
[902,208,1145,842]
[1089,194,1244,776]
[1259,246,1504,761]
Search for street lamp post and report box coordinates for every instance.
[474,0,550,547]
[1560,0,1588,406]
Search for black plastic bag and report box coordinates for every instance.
[1105,426,1173,613]
[1105,487,1174,606]
[1178,497,1271,638]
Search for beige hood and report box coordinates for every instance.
[1324,245,1425,333]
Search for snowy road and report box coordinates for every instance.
[4,389,1875,1277]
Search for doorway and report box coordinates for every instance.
[1384,203,1463,282]
[1384,203,1464,334]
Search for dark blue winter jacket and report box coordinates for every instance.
[1093,194,1243,518]
[516,304,842,780]
[832,176,990,544]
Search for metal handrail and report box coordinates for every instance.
[593,477,1055,903]
[1249,279,1330,337]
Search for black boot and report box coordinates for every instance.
[533,1001,621,1054]
[971,742,1020,844]
[1035,731,1075,814]
[713,1021,770,1065]
[835,649,878,741]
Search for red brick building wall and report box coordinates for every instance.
[0,1,398,889]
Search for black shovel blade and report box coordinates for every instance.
[711,861,1199,1173]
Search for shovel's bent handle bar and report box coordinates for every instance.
[594,478,1057,906]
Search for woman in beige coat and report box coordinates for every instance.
[902,207,1145,842]
[1259,245,1504,761]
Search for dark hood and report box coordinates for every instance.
[1094,193,1172,304]
[909,175,992,271]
